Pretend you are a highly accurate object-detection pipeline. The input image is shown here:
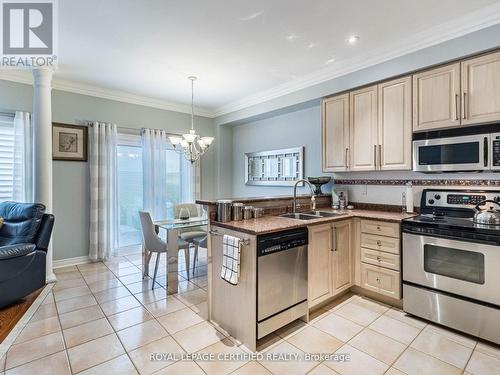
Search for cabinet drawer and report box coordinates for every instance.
[361,233,400,254]
[361,247,400,271]
[361,263,401,299]
[361,220,400,238]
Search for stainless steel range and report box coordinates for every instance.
[402,188,500,344]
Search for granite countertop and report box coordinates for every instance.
[211,208,417,235]
[196,194,330,206]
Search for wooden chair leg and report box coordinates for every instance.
[152,252,160,289]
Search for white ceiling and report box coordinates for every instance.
[7,0,500,116]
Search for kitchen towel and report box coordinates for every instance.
[221,234,242,285]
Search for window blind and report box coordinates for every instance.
[0,115,15,201]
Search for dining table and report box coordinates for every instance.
[143,216,208,294]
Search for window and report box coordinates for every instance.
[116,133,199,248]
[0,115,15,201]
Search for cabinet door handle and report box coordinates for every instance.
[374,145,377,168]
[455,94,459,121]
[345,147,349,168]
[378,145,382,169]
[376,277,381,284]
[376,256,382,262]
[332,226,337,252]
[462,92,467,119]
[376,240,382,246]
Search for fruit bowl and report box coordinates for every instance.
[307,176,332,195]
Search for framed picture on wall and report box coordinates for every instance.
[52,123,88,161]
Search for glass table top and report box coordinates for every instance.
[154,216,208,230]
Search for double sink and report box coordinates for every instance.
[280,210,347,221]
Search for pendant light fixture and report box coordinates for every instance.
[169,76,214,163]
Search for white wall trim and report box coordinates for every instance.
[0,70,214,118]
[1,3,500,120]
[53,255,91,268]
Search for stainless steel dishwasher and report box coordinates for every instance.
[257,227,308,339]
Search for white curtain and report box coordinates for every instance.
[89,122,118,261]
[142,129,168,220]
[13,111,33,202]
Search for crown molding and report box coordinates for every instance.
[2,3,500,121]
[0,70,215,118]
[212,2,500,118]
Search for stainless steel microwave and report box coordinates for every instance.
[413,133,500,172]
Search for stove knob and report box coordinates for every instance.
[434,194,441,200]
[428,199,435,205]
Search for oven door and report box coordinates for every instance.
[413,134,490,172]
[403,232,500,306]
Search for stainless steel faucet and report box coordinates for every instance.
[293,179,316,213]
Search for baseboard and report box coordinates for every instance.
[53,255,91,268]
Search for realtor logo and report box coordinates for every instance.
[1,0,57,67]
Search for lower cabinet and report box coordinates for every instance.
[308,220,352,309]
[308,224,334,308]
[361,263,401,299]
[332,220,352,294]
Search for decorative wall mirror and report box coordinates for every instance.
[245,147,304,186]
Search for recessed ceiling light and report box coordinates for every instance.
[239,12,263,21]
[347,35,360,45]
[286,34,298,41]
[307,42,318,49]
[325,58,335,65]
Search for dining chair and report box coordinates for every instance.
[174,203,206,276]
[192,235,207,274]
[139,210,191,289]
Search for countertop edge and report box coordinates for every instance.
[210,210,416,235]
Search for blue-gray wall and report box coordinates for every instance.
[219,23,500,198]
[0,79,217,261]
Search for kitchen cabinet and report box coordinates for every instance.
[322,94,349,172]
[349,85,378,171]
[308,224,334,307]
[332,220,352,294]
[378,76,412,170]
[361,263,401,299]
[461,51,500,125]
[358,219,401,300]
[322,77,411,173]
[308,220,352,309]
[412,63,461,132]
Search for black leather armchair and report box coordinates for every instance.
[0,202,54,309]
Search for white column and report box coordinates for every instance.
[32,68,56,283]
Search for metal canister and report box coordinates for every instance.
[217,200,233,222]
[253,207,264,218]
[243,206,253,220]
[232,202,244,221]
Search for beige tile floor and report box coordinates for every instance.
[2,246,500,375]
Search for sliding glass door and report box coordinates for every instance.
[116,132,199,249]
[117,135,143,248]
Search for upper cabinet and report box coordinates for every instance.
[349,86,378,171]
[462,51,500,126]
[322,77,412,172]
[378,76,412,170]
[322,94,349,172]
[412,51,500,132]
[322,50,500,170]
[412,63,461,132]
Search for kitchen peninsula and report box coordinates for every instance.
[197,195,415,351]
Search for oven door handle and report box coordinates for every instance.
[402,227,500,246]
